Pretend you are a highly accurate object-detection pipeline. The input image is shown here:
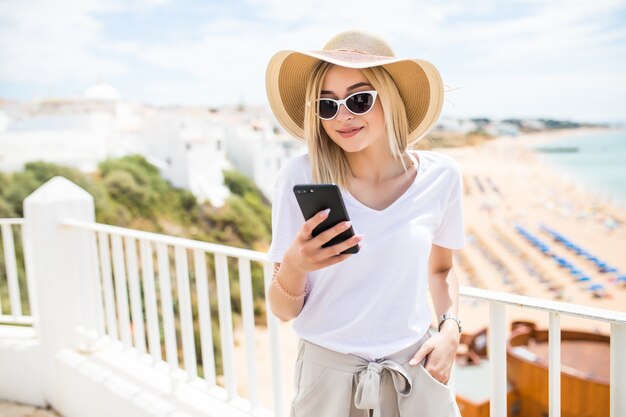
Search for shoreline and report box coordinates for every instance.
[495,126,622,147]
[488,126,626,216]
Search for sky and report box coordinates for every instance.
[1,0,626,123]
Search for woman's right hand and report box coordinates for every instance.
[283,208,363,274]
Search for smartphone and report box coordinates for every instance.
[293,184,359,254]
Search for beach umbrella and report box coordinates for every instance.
[577,276,591,282]
[589,283,605,291]
[617,275,626,283]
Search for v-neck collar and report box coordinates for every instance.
[343,150,423,214]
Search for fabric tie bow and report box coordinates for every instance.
[354,359,413,414]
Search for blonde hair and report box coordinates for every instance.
[303,62,410,190]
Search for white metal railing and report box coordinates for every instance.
[460,286,626,417]
[2,215,625,417]
[61,218,285,417]
[0,218,34,326]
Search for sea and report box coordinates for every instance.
[528,129,626,210]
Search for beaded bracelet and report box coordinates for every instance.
[272,264,310,301]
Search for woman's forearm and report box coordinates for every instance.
[428,267,461,336]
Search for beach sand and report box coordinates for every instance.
[230,128,626,411]
[451,127,626,334]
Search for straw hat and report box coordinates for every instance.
[265,30,444,145]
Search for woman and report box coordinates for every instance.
[265,30,465,417]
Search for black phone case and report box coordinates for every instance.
[293,184,359,254]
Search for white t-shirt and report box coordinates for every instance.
[267,150,465,360]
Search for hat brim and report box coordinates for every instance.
[266,49,444,145]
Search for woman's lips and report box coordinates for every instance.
[337,126,364,138]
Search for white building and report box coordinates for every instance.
[0,82,142,173]
[0,83,232,207]
[434,117,479,134]
[0,111,111,173]
[224,116,305,202]
[0,110,10,131]
[484,121,520,137]
[141,110,231,207]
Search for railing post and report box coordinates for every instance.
[264,261,284,417]
[610,323,626,417]
[548,312,561,417]
[1,223,22,317]
[23,177,100,411]
[489,302,507,417]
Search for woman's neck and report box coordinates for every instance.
[345,144,412,184]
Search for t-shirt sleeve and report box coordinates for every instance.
[267,158,307,263]
[432,161,466,250]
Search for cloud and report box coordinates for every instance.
[115,1,459,105]
[444,70,626,122]
[446,2,626,70]
[0,1,117,84]
[1,0,625,121]
[0,0,169,85]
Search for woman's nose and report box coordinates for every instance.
[335,103,354,121]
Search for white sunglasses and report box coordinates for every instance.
[308,90,378,120]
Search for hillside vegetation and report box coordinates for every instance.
[0,156,271,377]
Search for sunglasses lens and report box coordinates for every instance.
[346,92,374,114]
[318,99,338,119]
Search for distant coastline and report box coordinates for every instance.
[533,146,578,153]
[512,127,626,213]
[504,126,621,147]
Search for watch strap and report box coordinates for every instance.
[438,314,462,334]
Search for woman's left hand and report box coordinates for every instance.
[408,322,460,384]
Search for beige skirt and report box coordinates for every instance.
[290,333,461,417]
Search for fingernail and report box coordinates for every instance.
[343,221,351,229]
[409,359,417,366]
[321,208,330,216]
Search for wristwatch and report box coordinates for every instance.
[438,313,462,334]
